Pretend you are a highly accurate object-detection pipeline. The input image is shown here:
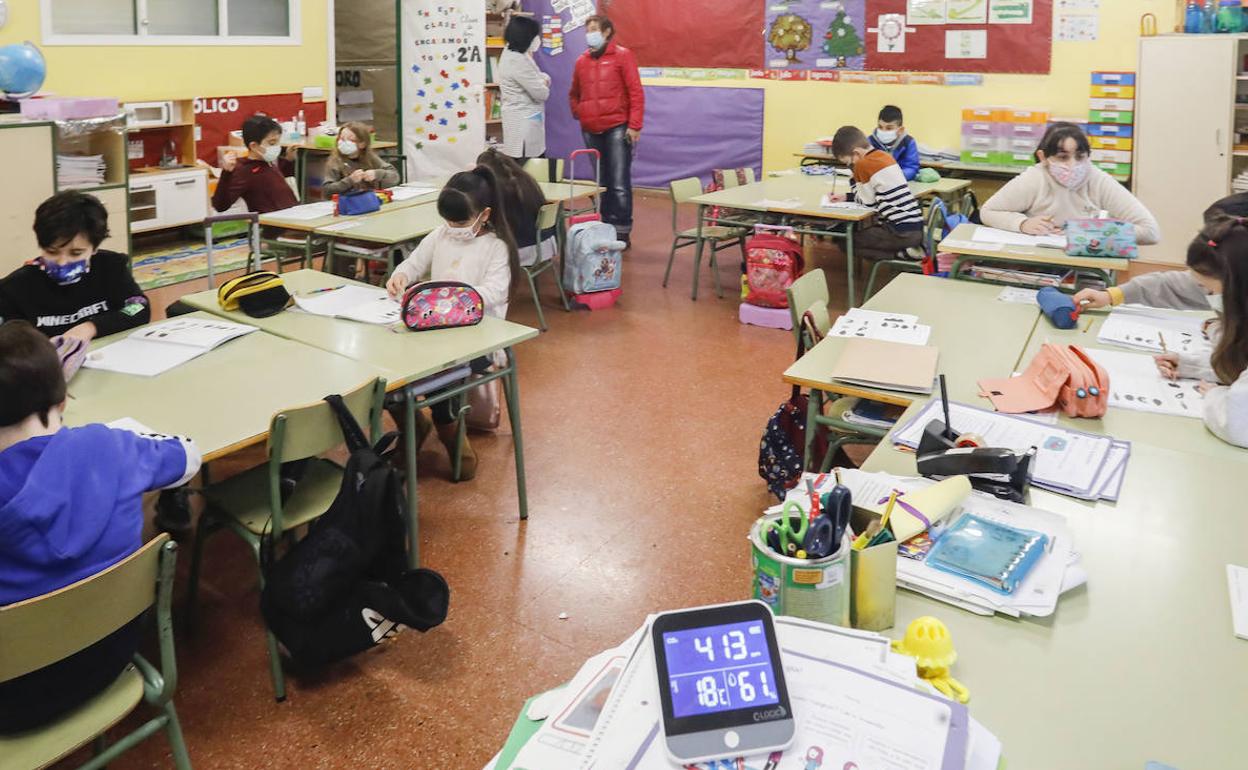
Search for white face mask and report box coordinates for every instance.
[528,37,541,54]
[337,139,359,157]
[444,214,483,242]
[1209,293,1224,313]
[260,143,282,164]
[875,129,898,144]
[586,31,606,50]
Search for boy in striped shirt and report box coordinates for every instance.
[828,125,924,262]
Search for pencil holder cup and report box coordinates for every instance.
[749,513,852,627]
[849,507,898,632]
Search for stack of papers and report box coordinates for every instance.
[499,613,1001,770]
[83,318,257,377]
[1234,167,1248,193]
[971,225,1066,250]
[835,470,1086,618]
[272,201,335,221]
[391,184,439,200]
[1097,306,1214,358]
[801,137,834,154]
[891,400,1129,501]
[1085,347,1204,419]
[918,144,960,163]
[830,307,932,346]
[292,284,401,325]
[819,193,872,213]
[57,154,106,189]
[829,338,940,395]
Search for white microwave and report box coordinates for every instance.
[125,101,175,128]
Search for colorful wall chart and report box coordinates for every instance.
[765,1,868,71]
[399,0,487,178]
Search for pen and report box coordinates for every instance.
[1158,332,1168,354]
[302,285,345,296]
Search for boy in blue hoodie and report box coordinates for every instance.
[868,105,920,181]
[0,320,200,732]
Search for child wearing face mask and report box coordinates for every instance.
[867,105,920,181]
[980,122,1160,244]
[826,125,925,263]
[211,114,298,214]
[0,191,150,343]
[1153,217,1248,448]
[321,122,400,196]
[384,167,521,479]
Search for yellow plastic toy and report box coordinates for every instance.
[891,616,970,703]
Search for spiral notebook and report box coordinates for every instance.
[926,513,1050,595]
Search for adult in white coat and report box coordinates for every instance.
[498,16,550,162]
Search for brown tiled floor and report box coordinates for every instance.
[53,192,857,770]
[58,191,1180,769]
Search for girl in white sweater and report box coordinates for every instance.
[1154,218,1248,449]
[981,122,1160,245]
[385,167,520,478]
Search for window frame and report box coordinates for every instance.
[40,0,302,47]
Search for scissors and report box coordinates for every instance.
[765,500,809,557]
[804,484,853,559]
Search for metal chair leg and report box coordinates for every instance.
[525,267,547,332]
[663,237,679,287]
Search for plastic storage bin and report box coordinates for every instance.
[1091,149,1133,164]
[961,134,1001,153]
[1001,109,1049,123]
[1091,72,1136,86]
[960,149,1002,165]
[1089,97,1135,112]
[1089,110,1134,124]
[961,107,1003,121]
[961,120,1000,138]
[1087,123,1133,138]
[1090,135,1133,151]
[1094,161,1132,177]
[1000,122,1046,140]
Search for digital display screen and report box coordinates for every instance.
[661,620,780,719]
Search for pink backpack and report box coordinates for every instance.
[401,281,484,331]
[744,225,804,308]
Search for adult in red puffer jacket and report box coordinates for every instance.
[569,14,644,246]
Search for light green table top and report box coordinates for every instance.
[769,169,971,200]
[1019,307,1248,462]
[861,421,1248,769]
[313,203,445,245]
[796,151,1027,178]
[783,273,1040,406]
[181,270,539,389]
[690,175,874,221]
[943,223,1130,274]
[65,312,385,461]
[260,179,602,233]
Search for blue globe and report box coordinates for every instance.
[0,42,47,99]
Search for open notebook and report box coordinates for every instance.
[84,318,257,377]
[829,338,939,394]
[292,285,401,326]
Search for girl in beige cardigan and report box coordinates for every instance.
[980,122,1160,245]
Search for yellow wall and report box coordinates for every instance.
[0,1,330,102]
[645,0,1176,173]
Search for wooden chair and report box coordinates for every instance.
[186,378,387,701]
[0,534,191,770]
[663,177,748,300]
[520,202,570,331]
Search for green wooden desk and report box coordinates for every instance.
[1019,308,1248,462]
[941,222,1129,288]
[181,271,541,566]
[859,418,1248,769]
[259,181,443,233]
[795,151,1027,179]
[65,312,385,462]
[690,175,875,306]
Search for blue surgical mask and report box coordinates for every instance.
[586,31,605,50]
[38,256,90,286]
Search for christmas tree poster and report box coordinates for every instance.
[765,0,866,71]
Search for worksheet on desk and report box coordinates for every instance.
[293,285,400,325]
[1097,307,1213,357]
[830,307,931,346]
[972,225,1066,250]
[1084,347,1205,419]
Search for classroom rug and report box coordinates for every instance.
[131,237,251,290]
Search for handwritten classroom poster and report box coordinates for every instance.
[765,1,868,71]
[399,0,487,178]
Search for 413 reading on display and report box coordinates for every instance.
[663,620,780,719]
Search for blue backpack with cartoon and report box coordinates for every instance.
[563,219,624,294]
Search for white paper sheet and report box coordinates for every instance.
[271,201,335,220]
[972,225,1066,249]
[752,198,803,209]
[391,185,438,201]
[127,318,256,349]
[830,307,932,346]
[908,0,947,25]
[321,220,365,232]
[293,285,401,325]
[84,319,257,377]
[1084,347,1205,419]
[1097,307,1214,357]
[996,287,1039,304]
[945,28,987,58]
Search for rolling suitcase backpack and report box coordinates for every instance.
[744,225,804,309]
[563,148,624,310]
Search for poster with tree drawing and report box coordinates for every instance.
[765,0,866,70]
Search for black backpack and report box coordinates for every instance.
[260,394,449,669]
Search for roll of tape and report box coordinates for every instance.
[955,433,984,449]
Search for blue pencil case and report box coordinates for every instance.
[926,513,1049,595]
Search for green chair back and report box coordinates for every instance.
[669,177,704,235]
[924,199,948,258]
[536,201,561,233]
[0,534,171,682]
[524,158,565,183]
[721,172,740,189]
[742,167,757,184]
[786,268,831,348]
[267,377,386,465]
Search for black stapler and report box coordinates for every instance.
[915,375,1035,503]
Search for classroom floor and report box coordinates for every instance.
[65,192,1171,769]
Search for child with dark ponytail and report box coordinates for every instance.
[384,165,521,479]
[1154,215,1248,447]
